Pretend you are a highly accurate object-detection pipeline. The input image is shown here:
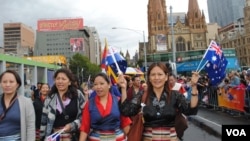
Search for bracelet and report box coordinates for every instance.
[191,93,198,96]
[191,83,197,87]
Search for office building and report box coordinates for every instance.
[35,18,101,65]
[85,27,101,65]
[207,0,245,27]
[3,22,35,55]
[220,0,250,67]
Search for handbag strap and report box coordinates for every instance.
[141,90,147,104]
[0,94,18,121]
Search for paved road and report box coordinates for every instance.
[183,122,220,141]
[188,106,250,138]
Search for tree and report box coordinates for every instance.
[69,53,101,83]
[136,59,143,68]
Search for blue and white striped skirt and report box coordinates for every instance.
[88,128,126,141]
[0,134,21,141]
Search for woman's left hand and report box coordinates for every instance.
[63,124,72,132]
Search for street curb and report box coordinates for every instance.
[187,116,221,138]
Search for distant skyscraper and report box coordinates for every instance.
[4,22,35,55]
[207,0,245,27]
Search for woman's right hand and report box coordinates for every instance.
[117,73,127,89]
[191,71,199,86]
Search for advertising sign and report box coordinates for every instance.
[25,55,67,65]
[70,38,84,52]
[176,57,239,72]
[37,18,83,31]
[155,34,167,51]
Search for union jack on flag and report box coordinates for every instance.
[204,40,223,68]
[210,41,222,57]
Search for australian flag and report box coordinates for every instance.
[204,40,228,86]
[204,40,223,68]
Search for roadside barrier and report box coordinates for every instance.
[201,87,250,116]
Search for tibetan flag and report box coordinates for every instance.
[106,46,127,84]
[101,39,109,73]
[106,47,127,73]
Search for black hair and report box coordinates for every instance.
[131,75,140,81]
[93,72,110,84]
[147,62,171,104]
[0,70,22,90]
[48,68,78,99]
[165,62,173,73]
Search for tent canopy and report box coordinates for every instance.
[125,67,144,75]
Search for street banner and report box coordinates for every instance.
[218,87,245,112]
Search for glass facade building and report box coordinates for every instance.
[207,0,245,27]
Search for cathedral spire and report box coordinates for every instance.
[125,49,130,59]
[148,0,168,35]
[148,0,168,52]
[151,0,164,19]
[187,0,202,18]
[186,0,206,31]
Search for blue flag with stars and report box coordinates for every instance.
[204,40,224,68]
[204,52,228,86]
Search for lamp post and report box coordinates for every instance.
[112,27,147,80]
[170,6,177,75]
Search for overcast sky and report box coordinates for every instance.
[0,0,208,58]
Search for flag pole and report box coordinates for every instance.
[52,129,65,140]
[197,60,208,73]
[196,40,214,71]
[101,38,109,73]
[109,46,122,74]
[87,75,91,89]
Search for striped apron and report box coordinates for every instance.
[142,127,178,141]
[88,128,126,141]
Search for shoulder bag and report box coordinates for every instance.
[127,91,147,141]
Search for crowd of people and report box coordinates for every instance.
[0,62,200,141]
[167,69,250,115]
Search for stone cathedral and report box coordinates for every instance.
[145,0,207,60]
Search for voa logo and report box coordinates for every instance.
[226,129,246,136]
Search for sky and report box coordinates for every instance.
[0,0,208,58]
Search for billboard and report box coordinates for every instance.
[25,55,67,65]
[176,57,239,72]
[37,18,83,31]
[70,38,84,52]
[155,34,167,51]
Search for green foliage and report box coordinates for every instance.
[69,53,101,82]
[136,59,143,67]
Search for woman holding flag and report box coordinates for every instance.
[79,72,131,141]
[119,62,199,141]
[40,68,85,141]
